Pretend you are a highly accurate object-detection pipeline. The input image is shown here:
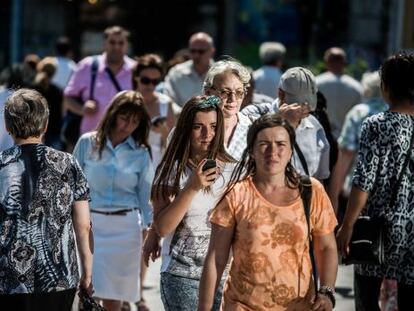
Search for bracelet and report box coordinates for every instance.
[318,285,336,308]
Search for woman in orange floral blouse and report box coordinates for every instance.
[199,114,338,311]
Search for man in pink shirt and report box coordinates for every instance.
[64,26,136,141]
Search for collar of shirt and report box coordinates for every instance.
[185,59,214,77]
[100,53,136,74]
[105,135,138,151]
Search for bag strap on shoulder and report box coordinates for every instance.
[300,175,318,299]
[105,67,122,93]
[295,143,310,176]
[89,55,99,100]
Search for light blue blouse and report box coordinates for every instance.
[73,132,154,227]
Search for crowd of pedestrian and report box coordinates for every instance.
[1,24,414,311]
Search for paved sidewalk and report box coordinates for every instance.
[143,260,356,310]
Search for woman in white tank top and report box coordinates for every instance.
[133,54,176,169]
[133,54,176,311]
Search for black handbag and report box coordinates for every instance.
[343,124,414,265]
[343,215,385,265]
[78,289,106,311]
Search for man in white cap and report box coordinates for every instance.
[242,66,331,180]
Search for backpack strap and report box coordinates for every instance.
[105,67,122,92]
[300,175,318,300]
[89,56,99,100]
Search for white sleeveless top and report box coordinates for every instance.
[148,92,170,168]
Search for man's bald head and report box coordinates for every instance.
[189,32,214,48]
[324,47,347,75]
[188,32,215,69]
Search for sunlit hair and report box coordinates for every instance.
[5,88,49,139]
[203,59,251,92]
[380,52,414,104]
[94,90,151,158]
[152,95,235,201]
[219,113,300,202]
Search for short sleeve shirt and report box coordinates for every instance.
[64,53,136,134]
[0,144,90,294]
[352,112,414,284]
[160,163,235,279]
[337,99,388,195]
[210,177,337,310]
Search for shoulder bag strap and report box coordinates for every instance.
[295,143,310,176]
[89,56,99,100]
[300,175,318,300]
[105,67,122,92]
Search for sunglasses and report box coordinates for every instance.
[140,76,161,86]
[190,48,208,55]
[212,88,245,100]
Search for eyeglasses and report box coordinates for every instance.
[140,76,161,86]
[212,88,245,100]
[190,48,208,55]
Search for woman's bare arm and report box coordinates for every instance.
[198,224,234,311]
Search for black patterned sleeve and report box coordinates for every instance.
[352,118,379,193]
[70,155,90,202]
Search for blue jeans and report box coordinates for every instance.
[160,272,223,311]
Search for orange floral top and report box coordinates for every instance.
[210,177,337,311]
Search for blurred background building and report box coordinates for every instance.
[1,0,413,73]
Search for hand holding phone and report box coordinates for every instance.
[202,159,217,172]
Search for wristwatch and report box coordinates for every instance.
[318,285,336,308]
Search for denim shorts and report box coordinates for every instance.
[160,272,223,311]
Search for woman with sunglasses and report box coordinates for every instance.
[133,54,176,168]
[133,54,176,311]
[152,96,235,311]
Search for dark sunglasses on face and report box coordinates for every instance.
[190,48,208,55]
[140,76,161,86]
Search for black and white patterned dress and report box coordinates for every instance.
[352,112,414,285]
[0,144,90,294]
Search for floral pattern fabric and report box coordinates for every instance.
[0,144,90,294]
[210,177,337,310]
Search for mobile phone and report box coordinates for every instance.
[202,159,216,172]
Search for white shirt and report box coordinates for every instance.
[161,163,234,278]
[164,60,212,107]
[52,56,77,90]
[253,65,283,99]
[316,71,363,138]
